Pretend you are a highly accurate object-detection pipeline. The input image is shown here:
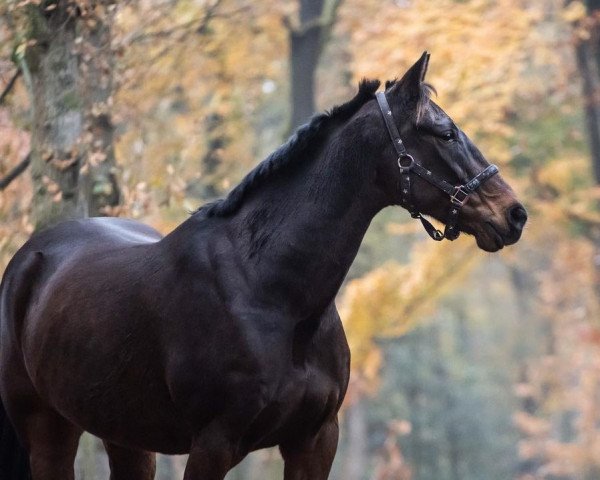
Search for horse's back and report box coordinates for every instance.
[1,217,162,342]
[24,217,162,254]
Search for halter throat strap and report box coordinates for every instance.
[375,91,498,241]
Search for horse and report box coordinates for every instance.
[0,53,527,480]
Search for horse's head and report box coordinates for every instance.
[369,53,526,252]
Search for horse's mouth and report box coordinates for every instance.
[473,222,506,252]
[461,221,505,252]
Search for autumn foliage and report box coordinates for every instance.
[2,0,600,479]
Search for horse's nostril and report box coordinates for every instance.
[508,204,528,229]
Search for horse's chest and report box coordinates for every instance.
[285,364,339,416]
[252,320,349,446]
[248,364,341,450]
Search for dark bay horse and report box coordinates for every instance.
[0,53,526,480]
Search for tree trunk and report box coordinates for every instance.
[572,26,600,475]
[341,398,368,480]
[26,3,85,230]
[573,1,600,302]
[515,366,541,479]
[21,2,120,476]
[571,28,600,474]
[24,0,119,231]
[574,1,600,184]
[79,2,120,217]
[287,0,342,131]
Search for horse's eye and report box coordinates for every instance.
[441,131,456,142]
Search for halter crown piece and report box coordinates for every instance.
[375,91,499,241]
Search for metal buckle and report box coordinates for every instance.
[450,186,469,206]
[397,154,414,172]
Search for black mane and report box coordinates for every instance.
[198,79,381,217]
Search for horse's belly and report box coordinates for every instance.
[84,403,193,455]
[37,357,192,453]
[21,318,192,453]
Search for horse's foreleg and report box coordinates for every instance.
[280,417,339,480]
[103,441,156,480]
[23,408,82,480]
[183,423,241,480]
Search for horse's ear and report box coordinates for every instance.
[389,51,430,98]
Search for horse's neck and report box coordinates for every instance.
[235,155,384,317]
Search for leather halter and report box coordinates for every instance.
[376,91,499,241]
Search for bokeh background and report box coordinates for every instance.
[1,0,599,479]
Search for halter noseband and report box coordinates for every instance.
[376,91,498,241]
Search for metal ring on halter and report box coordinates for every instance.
[397,154,414,172]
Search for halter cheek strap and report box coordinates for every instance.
[375,91,498,241]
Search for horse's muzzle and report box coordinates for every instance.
[504,203,527,245]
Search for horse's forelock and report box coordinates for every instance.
[415,83,437,123]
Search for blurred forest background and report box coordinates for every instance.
[2,0,600,479]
